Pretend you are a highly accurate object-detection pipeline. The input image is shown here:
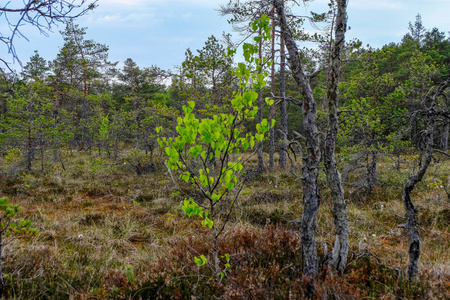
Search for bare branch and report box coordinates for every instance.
[0,0,97,69]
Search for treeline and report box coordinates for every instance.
[0,15,448,179]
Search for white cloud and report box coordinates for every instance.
[99,0,154,6]
[97,14,122,22]
[100,0,228,7]
[349,0,404,10]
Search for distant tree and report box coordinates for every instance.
[21,51,49,82]
[408,14,426,45]
[220,0,273,173]
[0,82,55,171]
[0,0,97,71]
[197,36,234,105]
[50,21,114,152]
[59,20,114,96]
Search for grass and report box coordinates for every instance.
[0,149,449,299]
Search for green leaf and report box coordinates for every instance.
[181,171,190,183]
[201,218,214,229]
[265,98,274,106]
[194,254,207,266]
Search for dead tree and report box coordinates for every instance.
[273,0,322,276]
[401,79,449,280]
[323,0,349,274]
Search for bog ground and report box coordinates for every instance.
[0,151,448,299]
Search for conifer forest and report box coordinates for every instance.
[0,0,449,299]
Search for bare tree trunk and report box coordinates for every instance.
[274,0,321,276]
[443,121,449,150]
[279,35,288,169]
[269,13,276,172]
[53,71,61,163]
[444,94,450,150]
[27,126,33,171]
[323,0,348,274]
[402,80,448,280]
[366,149,377,193]
[257,27,265,173]
[401,119,433,280]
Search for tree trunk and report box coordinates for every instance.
[323,0,348,274]
[401,119,433,280]
[443,121,449,150]
[279,36,287,169]
[366,149,377,193]
[53,71,61,163]
[27,126,33,171]
[0,235,4,298]
[269,13,276,172]
[257,27,265,173]
[402,79,448,280]
[274,0,321,276]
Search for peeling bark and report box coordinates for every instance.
[323,0,348,274]
[402,80,448,280]
[443,122,449,150]
[401,121,432,280]
[273,0,321,276]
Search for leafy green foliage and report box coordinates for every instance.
[157,15,273,272]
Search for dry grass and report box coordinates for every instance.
[0,150,448,299]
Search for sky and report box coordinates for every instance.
[2,0,450,72]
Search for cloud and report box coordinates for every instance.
[99,0,153,6]
[100,0,228,7]
[97,14,122,22]
[349,0,404,10]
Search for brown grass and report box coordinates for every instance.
[0,150,448,299]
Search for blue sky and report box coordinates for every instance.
[3,0,450,72]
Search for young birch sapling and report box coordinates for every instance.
[157,15,273,276]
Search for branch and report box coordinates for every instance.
[433,149,450,158]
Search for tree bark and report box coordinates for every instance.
[323,0,348,274]
[273,0,321,276]
[402,80,448,280]
[279,35,288,169]
[443,122,449,150]
[367,149,377,192]
[257,27,265,173]
[402,119,433,280]
[269,12,276,172]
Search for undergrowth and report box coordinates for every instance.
[0,150,448,299]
